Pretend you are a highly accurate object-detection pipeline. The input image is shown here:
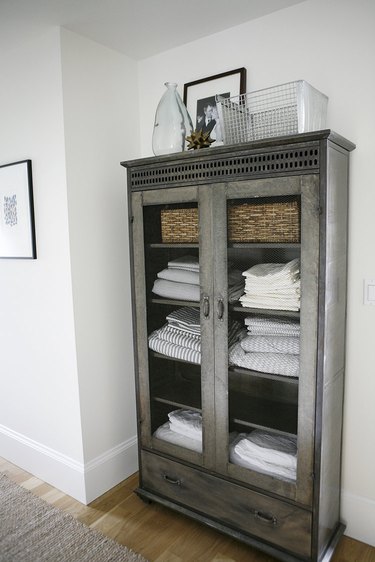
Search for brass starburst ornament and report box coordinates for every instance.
[186,129,215,150]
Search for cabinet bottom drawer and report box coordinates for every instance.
[141,450,311,559]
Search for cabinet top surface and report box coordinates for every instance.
[121,130,355,169]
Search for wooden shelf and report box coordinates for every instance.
[230,304,300,319]
[148,243,199,249]
[152,379,201,412]
[229,366,298,385]
[151,298,200,307]
[228,242,300,249]
[151,351,200,367]
[229,391,297,437]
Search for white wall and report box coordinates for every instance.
[60,29,139,501]
[137,0,375,546]
[0,26,140,503]
[0,28,85,499]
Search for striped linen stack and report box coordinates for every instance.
[148,307,242,364]
[229,315,300,377]
[149,307,201,363]
[239,258,301,311]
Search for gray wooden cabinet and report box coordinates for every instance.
[121,130,355,562]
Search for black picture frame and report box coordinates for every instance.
[183,68,247,146]
[0,159,37,259]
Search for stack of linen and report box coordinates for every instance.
[229,429,297,481]
[152,256,200,302]
[227,269,246,302]
[229,315,300,377]
[239,258,300,311]
[149,307,201,363]
[148,307,242,364]
[154,409,202,452]
[151,255,244,303]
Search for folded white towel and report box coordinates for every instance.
[239,296,300,312]
[152,278,200,302]
[242,258,300,281]
[168,255,199,271]
[157,264,244,292]
[154,421,202,453]
[230,430,297,480]
[168,409,202,441]
[240,259,300,311]
[157,267,200,285]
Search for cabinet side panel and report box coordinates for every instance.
[296,174,320,507]
[317,143,349,558]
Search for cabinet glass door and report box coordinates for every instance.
[131,186,215,468]
[214,177,319,504]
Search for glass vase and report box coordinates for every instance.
[152,82,193,156]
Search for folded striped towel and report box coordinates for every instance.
[244,316,300,337]
[229,341,299,377]
[240,334,300,355]
[166,307,201,333]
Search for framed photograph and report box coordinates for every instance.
[0,160,37,259]
[183,67,246,146]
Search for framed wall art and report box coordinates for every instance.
[183,67,246,146]
[0,160,37,259]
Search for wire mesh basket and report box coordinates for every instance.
[216,80,328,145]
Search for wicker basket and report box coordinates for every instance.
[161,200,300,244]
[228,200,300,243]
[161,208,199,243]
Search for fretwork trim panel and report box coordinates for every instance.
[130,147,319,190]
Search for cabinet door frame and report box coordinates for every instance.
[130,185,216,468]
[212,175,319,506]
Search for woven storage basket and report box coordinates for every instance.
[161,200,300,243]
[161,208,199,243]
[228,200,300,243]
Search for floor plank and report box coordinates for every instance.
[1,457,374,562]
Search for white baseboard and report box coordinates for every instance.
[341,489,375,547]
[84,436,138,503]
[1,425,374,545]
[0,423,138,504]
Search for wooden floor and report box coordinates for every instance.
[1,457,374,562]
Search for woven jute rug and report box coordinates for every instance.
[0,472,148,562]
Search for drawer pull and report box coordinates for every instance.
[202,295,210,318]
[163,474,182,486]
[254,510,278,526]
